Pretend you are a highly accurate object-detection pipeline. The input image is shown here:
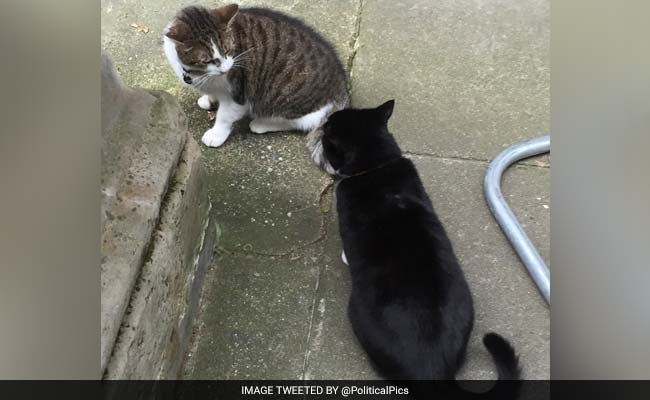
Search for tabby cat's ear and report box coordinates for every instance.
[164,19,190,43]
[375,100,395,124]
[211,4,239,24]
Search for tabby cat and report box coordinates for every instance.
[163,4,348,147]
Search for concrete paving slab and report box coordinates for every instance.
[183,247,322,379]
[193,125,332,256]
[351,0,550,163]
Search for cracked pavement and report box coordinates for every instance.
[101,0,549,379]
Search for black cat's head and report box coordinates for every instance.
[308,100,401,177]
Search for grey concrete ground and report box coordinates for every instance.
[102,0,549,380]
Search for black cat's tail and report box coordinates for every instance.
[409,333,522,400]
[482,332,521,381]
[451,332,522,400]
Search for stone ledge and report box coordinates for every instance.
[101,52,214,378]
[104,138,214,379]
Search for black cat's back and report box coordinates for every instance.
[337,157,475,380]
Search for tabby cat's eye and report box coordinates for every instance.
[211,58,222,66]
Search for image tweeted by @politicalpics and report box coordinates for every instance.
[241,384,409,398]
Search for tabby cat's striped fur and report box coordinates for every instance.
[163,4,348,148]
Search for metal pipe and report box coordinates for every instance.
[484,136,550,304]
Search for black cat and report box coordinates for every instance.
[309,100,521,399]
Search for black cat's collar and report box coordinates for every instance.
[338,157,403,180]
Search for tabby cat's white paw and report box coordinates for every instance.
[197,95,214,110]
[201,126,231,148]
[249,119,271,134]
[341,251,349,266]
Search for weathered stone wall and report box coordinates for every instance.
[101,52,213,379]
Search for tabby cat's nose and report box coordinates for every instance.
[183,74,192,84]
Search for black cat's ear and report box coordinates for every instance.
[211,4,239,24]
[375,100,395,124]
[164,19,190,43]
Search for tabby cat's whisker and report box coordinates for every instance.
[194,75,207,85]
[194,74,211,87]
[232,47,256,61]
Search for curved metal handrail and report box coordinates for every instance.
[484,136,550,304]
